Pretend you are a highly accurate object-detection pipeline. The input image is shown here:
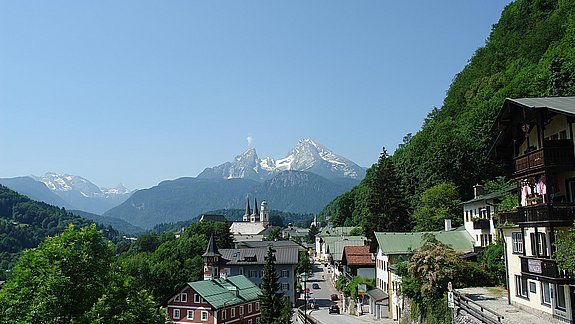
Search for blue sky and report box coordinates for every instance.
[0,1,512,189]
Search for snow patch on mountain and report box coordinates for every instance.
[32,172,131,198]
[198,138,366,182]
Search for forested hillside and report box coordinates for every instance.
[0,185,120,280]
[320,0,575,227]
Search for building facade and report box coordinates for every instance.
[164,275,261,324]
[462,185,513,248]
[489,97,575,322]
[374,228,475,321]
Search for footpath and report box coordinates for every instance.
[456,287,551,324]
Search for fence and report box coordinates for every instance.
[454,290,504,324]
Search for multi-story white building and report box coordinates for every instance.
[373,228,475,321]
[489,97,575,322]
[462,184,513,248]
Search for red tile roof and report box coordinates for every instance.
[343,245,374,267]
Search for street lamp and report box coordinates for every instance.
[300,272,308,324]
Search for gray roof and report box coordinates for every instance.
[318,226,359,237]
[462,186,515,204]
[508,97,575,115]
[200,214,227,223]
[366,288,388,302]
[219,246,299,265]
[238,240,307,252]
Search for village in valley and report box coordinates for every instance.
[2,1,575,323]
[161,98,575,324]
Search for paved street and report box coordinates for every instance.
[297,262,395,324]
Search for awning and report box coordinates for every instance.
[366,288,389,302]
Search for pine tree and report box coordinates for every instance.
[259,246,292,323]
[362,148,410,250]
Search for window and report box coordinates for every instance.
[174,294,180,302]
[231,307,236,317]
[256,302,260,311]
[222,309,226,320]
[239,268,244,275]
[248,319,253,324]
[248,303,253,313]
[201,310,209,321]
[556,285,567,310]
[530,232,547,256]
[512,232,523,254]
[256,318,260,323]
[248,270,258,278]
[173,309,180,320]
[529,282,536,293]
[187,310,194,320]
[281,283,289,291]
[281,270,289,278]
[515,275,529,298]
[194,294,202,303]
[541,282,551,306]
[180,293,187,303]
[239,305,244,316]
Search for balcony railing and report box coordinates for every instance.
[472,218,491,230]
[497,203,575,226]
[520,256,575,282]
[514,140,575,175]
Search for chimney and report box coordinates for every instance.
[473,184,483,199]
[444,219,452,231]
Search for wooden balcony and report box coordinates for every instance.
[514,140,575,175]
[472,218,490,230]
[520,256,575,283]
[497,203,575,227]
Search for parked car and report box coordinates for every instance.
[307,303,319,310]
[330,293,339,301]
[328,305,340,314]
[312,283,320,289]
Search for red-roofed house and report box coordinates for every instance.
[341,245,375,279]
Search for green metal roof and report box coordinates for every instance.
[188,275,261,309]
[374,227,475,255]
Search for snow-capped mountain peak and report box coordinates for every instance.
[32,173,130,198]
[198,138,366,181]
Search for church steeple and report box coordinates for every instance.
[243,198,251,222]
[202,233,221,280]
[251,198,259,222]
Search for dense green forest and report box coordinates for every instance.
[0,185,121,280]
[320,0,575,229]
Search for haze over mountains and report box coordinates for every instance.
[0,173,131,215]
[1,139,366,230]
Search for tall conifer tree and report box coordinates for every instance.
[259,246,292,323]
[362,148,409,250]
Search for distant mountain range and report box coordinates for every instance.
[2,139,366,231]
[104,170,351,229]
[105,139,365,229]
[0,173,132,215]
